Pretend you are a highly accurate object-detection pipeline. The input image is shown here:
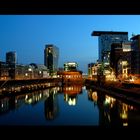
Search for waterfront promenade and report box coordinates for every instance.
[0,78,62,94]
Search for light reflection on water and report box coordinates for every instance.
[0,85,140,126]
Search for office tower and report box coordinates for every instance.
[44,44,59,75]
[131,35,140,75]
[6,51,17,79]
[6,51,17,64]
[91,31,128,65]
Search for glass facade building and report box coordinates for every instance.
[44,44,59,75]
[92,31,128,65]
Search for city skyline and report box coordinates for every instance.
[1,15,140,73]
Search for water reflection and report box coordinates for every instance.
[0,97,9,114]
[1,85,140,126]
[0,85,83,124]
[0,87,60,115]
[87,87,140,127]
[62,85,82,106]
[43,84,83,123]
[88,89,98,106]
[44,88,59,120]
[44,84,83,122]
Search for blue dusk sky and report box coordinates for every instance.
[0,15,140,73]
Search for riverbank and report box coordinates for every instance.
[0,78,62,94]
[85,79,140,106]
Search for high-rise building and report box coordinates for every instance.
[131,35,140,75]
[6,51,16,64]
[6,51,17,79]
[91,31,128,65]
[44,44,59,75]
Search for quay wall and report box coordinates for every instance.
[0,78,62,94]
[85,79,140,106]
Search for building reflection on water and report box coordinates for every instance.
[0,85,83,122]
[1,86,140,126]
[87,88,140,127]
[88,89,98,106]
[44,84,83,120]
[44,88,59,120]
[62,84,82,106]
[0,87,60,116]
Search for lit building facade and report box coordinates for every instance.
[44,44,59,76]
[57,62,83,84]
[15,64,49,79]
[58,71,83,84]
[131,35,140,76]
[110,42,131,79]
[0,61,9,80]
[64,62,78,71]
[88,62,101,81]
[88,63,94,78]
[91,31,128,65]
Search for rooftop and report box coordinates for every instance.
[91,31,128,36]
[131,34,140,40]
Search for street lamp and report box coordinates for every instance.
[28,67,32,79]
[25,73,28,79]
[39,70,42,78]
